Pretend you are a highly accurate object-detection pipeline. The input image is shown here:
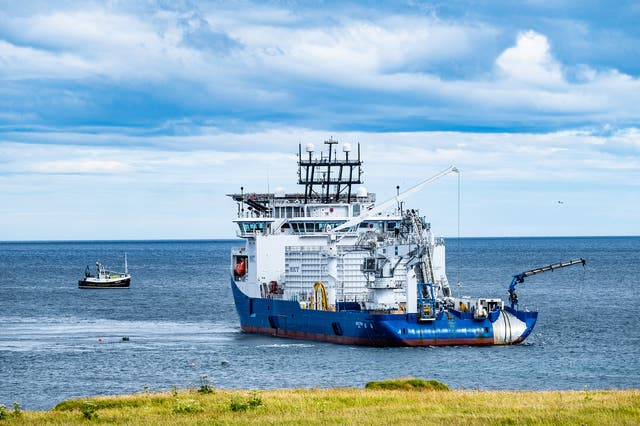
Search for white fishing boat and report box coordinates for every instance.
[78,255,130,289]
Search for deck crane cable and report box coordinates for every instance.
[456,168,461,297]
[331,165,459,233]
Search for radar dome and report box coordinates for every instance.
[306,143,315,153]
[343,143,351,152]
[357,186,368,198]
[274,187,285,198]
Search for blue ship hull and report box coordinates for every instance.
[231,278,538,346]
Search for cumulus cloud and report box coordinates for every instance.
[496,30,563,86]
[232,16,492,82]
[0,3,638,130]
[0,8,241,86]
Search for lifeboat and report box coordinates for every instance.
[234,259,246,277]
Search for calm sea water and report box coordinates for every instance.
[1,238,639,409]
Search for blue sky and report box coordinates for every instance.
[1,0,638,240]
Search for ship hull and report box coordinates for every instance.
[78,277,131,289]
[231,278,537,346]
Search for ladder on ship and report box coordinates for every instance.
[409,210,436,286]
[409,210,437,321]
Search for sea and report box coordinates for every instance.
[1,237,639,410]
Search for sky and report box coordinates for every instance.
[0,0,639,240]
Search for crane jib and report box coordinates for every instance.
[508,258,586,308]
[522,258,587,278]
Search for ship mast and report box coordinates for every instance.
[298,139,362,203]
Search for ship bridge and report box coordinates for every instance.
[228,140,377,226]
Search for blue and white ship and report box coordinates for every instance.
[228,140,584,346]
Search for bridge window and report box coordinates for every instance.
[237,222,270,234]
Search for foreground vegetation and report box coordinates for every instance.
[1,378,638,425]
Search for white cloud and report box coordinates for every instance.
[1,5,638,128]
[30,159,132,174]
[3,126,638,186]
[0,9,238,84]
[11,10,154,53]
[232,16,491,81]
[0,40,94,79]
[1,125,639,239]
[496,30,563,85]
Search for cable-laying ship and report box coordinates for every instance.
[228,140,585,346]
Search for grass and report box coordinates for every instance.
[2,379,639,425]
[365,377,450,391]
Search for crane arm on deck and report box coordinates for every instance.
[508,258,586,308]
[330,165,459,233]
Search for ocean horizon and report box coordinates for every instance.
[2,235,639,243]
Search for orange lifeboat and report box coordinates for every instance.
[234,259,246,277]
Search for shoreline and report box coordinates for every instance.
[2,379,638,425]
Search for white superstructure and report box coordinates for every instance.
[229,140,466,316]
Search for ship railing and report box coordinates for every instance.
[285,245,335,259]
[337,245,369,253]
[299,158,363,166]
[237,211,273,219]
[266,292,285,300]
[355,232,422,247]
[295,194,377,204]
[336,294,369,303]
[298,177,363,185]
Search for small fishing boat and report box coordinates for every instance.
[78,255,131,289]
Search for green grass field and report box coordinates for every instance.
[1,379,638,425]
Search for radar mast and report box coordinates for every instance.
[297,139,363,203]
